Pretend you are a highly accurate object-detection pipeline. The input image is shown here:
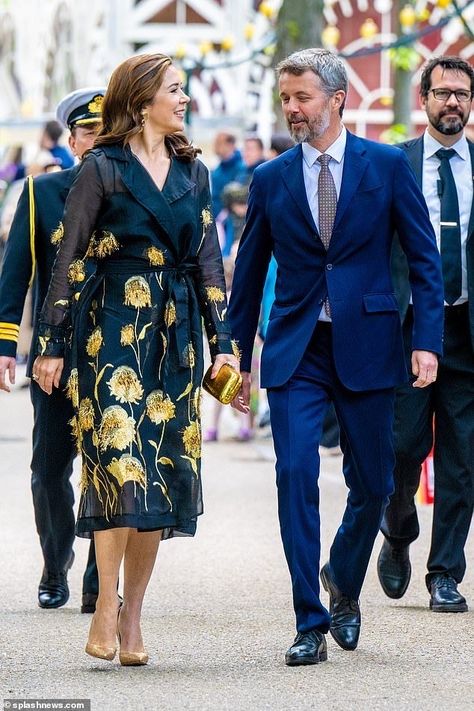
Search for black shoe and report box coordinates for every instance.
[320,563,361,651]
[377,540,411,599]
[285,630,328,666]
[38,552,74,609]
[429,574,468,613]
[81,592,98,614]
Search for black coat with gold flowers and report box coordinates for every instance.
[37,143,234,539]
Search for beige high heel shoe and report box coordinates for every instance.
[85,602,121,661]
[117,607,149,666]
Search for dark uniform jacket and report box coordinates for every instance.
[0,166,79,377]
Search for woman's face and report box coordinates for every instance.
[145,65,190,134]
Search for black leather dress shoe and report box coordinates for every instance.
[320,563,361,651]
[38,552,74,609]
[377,540,411,599]
[81,592,98,614]
[285,630,328,666]
[429,574,468,613]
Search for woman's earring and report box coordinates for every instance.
[140,111,148,130]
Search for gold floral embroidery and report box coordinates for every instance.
[79,462,89,493]
[67,260,86,285]
[209,335,217,346]
[201,207,212,228]
[124,276,152,308]
[107,366,143,404]
[98,405,136,452]
[68,415,82,453]
[182,343,195,368]
[164,300,176,327]
[192,387,202,418]
[50,221,64,245]
[146,246,165,266]
[182,420,201,459]
[78,398,94,431]
[120,324,135,346]
[205,286,225,303]
[146,390,176,424]
[94,230,120,259]
[107,455,146,489]
[38,335,50,355]
[231,339,241,360]
[86,326,103,357]
[65,369,79,409]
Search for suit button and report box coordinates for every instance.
[326,264,333,270]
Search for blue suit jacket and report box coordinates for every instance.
[228,132,444,391]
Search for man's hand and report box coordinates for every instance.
[32,355,64,395]
[411,350,438,388]
[231,371,251,413]
[0,356,16,392]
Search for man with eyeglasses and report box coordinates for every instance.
[378,56,474,613]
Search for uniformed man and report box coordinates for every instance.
[0,88,106,612]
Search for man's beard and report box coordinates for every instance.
[286,105,331,144]
[428,106,468,136]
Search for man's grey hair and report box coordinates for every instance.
[276,49,348,115]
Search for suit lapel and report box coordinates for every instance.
[402,137,423,187]
[281,145,318,234]
[467,140,474,243]
[332,133,370,231]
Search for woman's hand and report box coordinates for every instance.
[209,352,240,379]
[32,356,64,394]
[231,371,251,413]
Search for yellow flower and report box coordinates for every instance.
[86,326,103,357]
[231,339,241,360]
[68,415,82,453]
[78,397,94,431]
[107,365,144,404]
[65,369,79,409]
[120,324,135,346]
[124,276,152,308]
[67,260,86,285]
[94,230,120,258]
[98,405,136,452]
[206,286,225,303]
[50,221,64,245]
[164,300,176,327]
[201,207,212,228]
[107,455,146,489]
[146,246,165,266]
[182,420,201,459]
[146,390,176,424]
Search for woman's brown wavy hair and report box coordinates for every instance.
[94,53,200,162]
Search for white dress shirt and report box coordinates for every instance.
[301,126,347,322]
[422,131,472,305]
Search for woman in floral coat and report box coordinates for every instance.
[33,53,239,665]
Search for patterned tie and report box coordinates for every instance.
[317,154,337,316]
[435,148,462,305]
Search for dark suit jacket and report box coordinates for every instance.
[392,135,474,352]
[228,132,444,391]
[0,166,78,376]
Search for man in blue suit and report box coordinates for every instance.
[228,49,444,665]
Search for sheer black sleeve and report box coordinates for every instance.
[36,154,104,356]
[194,162,235,361]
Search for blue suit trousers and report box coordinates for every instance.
[267,323,395,633]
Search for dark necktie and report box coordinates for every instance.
[436,148,462,305]
[317,154,337,316]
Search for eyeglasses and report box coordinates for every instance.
[429,88,473,103]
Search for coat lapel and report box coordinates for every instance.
[332,132,370,232]
[281,145,318,234]
[401,136,423,187]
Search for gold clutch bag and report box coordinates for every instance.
[202,363,242,405]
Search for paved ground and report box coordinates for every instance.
[0,374,473,711]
